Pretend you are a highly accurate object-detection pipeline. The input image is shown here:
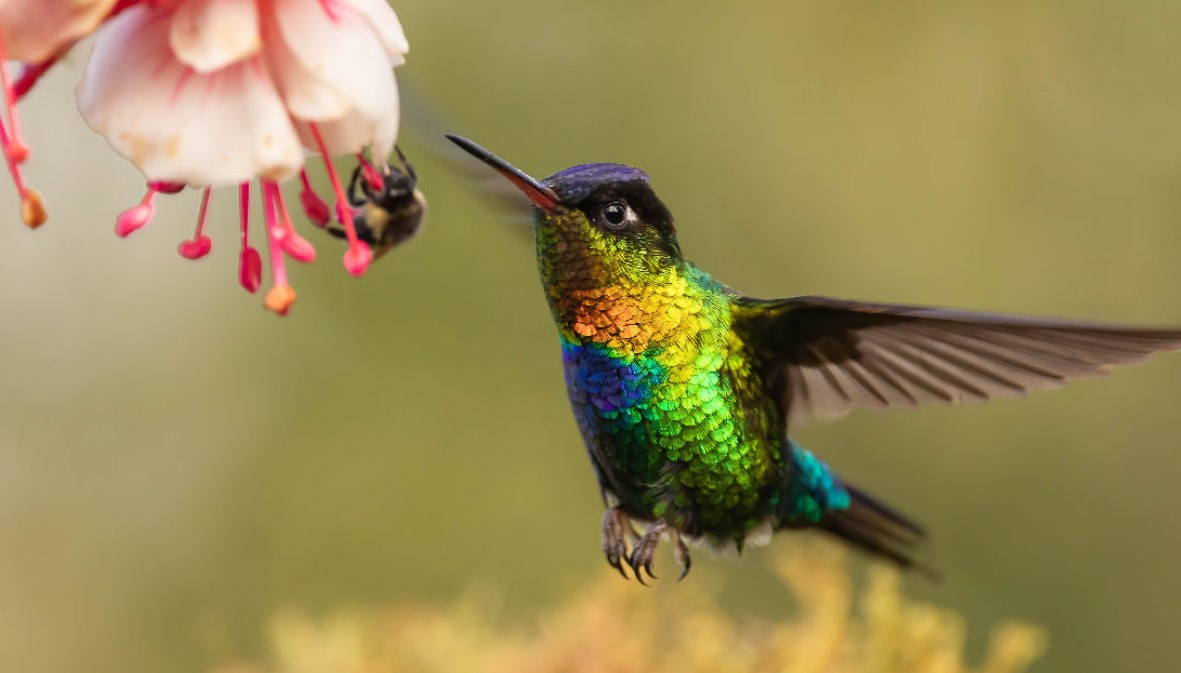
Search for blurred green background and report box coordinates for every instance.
[2,2,1181,672]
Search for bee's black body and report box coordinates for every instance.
[326,147,426,258]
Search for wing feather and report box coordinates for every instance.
[734,296,1181,425]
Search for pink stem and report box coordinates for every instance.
[195,186,211,239]
[263,181,288,289]
[355,152,384,191]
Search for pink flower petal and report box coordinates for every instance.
[338,0,409,62]
[0,0,118,63]
[294,102,397,167]
[263,10,351,121]
[76,6,304,186]
[271,0,399,157]
[169,0,261,73]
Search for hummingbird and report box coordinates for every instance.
[447,134,1181,582]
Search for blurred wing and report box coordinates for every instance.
[734,295,1181,426]
[399,80,534,226]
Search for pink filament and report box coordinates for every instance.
[298,168,330,227]
[238,182,262,293]
[179,187,213,259]
[0,30,32,214]
[240,182,250,235]
[262,181,295,315]
[0,118,28,194]
[309,122,371,276]
[0,34,28,164]
[274,185,315,262]
[115,186,157,237]
[263,181,289,289]
[356,152,384,192]
[196,186,212,237]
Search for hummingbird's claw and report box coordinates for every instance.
[672,530,692,581]
[602,507,633,580]
[603,510,682,584]
[627,520,669,586]
[608,555,629,579]
[629,553,656,584]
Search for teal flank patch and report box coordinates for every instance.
[781,442,851,524]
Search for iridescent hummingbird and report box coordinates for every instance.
[447,134,1181,582]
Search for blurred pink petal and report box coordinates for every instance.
[169,0,261,73]
[0,0,118,63]
[339,0,409,63]
[71,0,410,314]
[271,0,400,159]
[78,6,305,186]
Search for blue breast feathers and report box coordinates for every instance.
[562,340,665,416]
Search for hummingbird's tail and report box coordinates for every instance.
[820,483,933,575]
[779,443,934,576]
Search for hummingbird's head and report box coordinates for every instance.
[446,135,682,291]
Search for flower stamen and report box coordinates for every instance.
[0,32,44,228]
[356,152,384,192]
[0,122,44,228]
[238,182,262,293]
[0,40,28,164]
[178,187,213,260]
[274,185,316,263]
[262,181,295,315]
[298,168,330,227]
[310,122,371,277]
[116,185,158,237]
[19,188,47,228]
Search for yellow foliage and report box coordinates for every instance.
[214,543,1045,673]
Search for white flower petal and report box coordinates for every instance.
[0,0,117,62]
[77,7,304,186]
[294,111,369,160]
[263,11,351,121]
[169,0,261,73]
[295,78,398,161]
[273,0,399,156]
[338,0,409,63]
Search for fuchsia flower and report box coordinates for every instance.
[0,0,119,63]
[0,0,408,315]
[78,0,408,315]
[0,0,123,228]
[0,0,147,228]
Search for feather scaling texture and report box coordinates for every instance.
[528,162,1181,573]
[548,258,781,540]
[442,134,1181,576]
[532,168,782,544]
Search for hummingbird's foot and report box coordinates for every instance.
[628,520,670,586]
[602,507,636,579]
[672,530,691,581]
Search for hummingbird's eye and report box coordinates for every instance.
[600,201,633,230]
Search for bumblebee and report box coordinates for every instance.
[326,146,426,258]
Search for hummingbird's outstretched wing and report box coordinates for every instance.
[733,296,1181,426]
[398,81,534,226]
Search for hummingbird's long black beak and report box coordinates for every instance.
[446,134,562,212]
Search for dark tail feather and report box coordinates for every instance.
[821,484,938,578]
